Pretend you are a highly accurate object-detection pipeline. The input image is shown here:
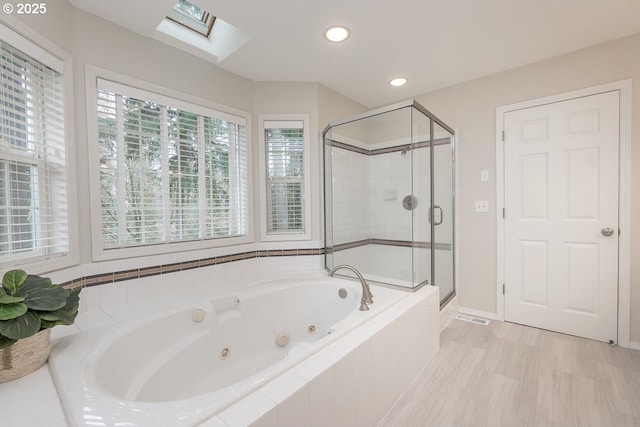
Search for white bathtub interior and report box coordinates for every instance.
[48,271,440,427]
[90,280,360,404]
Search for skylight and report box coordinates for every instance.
[166,0,215,38]
[155,0,251,64]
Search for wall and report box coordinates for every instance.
[9,4,255,270]
[317,85,366,134]
[415,33,640,342]
[253,82,321,244]
[4,4,366,281]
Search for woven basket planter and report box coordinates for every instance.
[0,329,51,383]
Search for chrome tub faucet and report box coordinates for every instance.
[328,265,374,311]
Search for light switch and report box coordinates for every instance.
[475,200,489,212]
[480,170,489,182]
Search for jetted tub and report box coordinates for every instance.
[49,278,407,427]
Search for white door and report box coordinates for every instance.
[503,91,619,343]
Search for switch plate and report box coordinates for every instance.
[475,200,489,212]
[480,170,489,182]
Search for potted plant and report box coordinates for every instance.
[0,269,81,382]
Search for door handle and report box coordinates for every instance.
[430,205,443,226]
[601,227,615,237]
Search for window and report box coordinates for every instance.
[0,30,68,267]
[96,78,247,252]
[258,116,311,240]
[166,0,216,38]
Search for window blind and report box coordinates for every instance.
[97,79,247,249]
[264,121,304,233]
[0,36,68,264]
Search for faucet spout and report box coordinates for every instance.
[328,264,373,311]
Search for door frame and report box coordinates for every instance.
[496,80,632,347]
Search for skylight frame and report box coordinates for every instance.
[166,0,216,38]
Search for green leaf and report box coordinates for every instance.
[0,335,17,350]
[40,319,60,329]
[23,287,68,311]
[0,302,28,320]
[0,311,41,340]
[2,270,27,296]
[19,275,53,294]
[40,287,80,325]
[38,311,63,321]
[0,294,25,304]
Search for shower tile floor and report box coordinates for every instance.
[381,318,640,427]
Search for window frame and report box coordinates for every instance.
[86,66,253,262]
[0,20,77,273]
[166,0,216,38]
[258,114,311,241]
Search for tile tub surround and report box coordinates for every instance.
[0,263,439,427]
[57,248,325,290]
[204,284,440,427]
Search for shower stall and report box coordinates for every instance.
[323,100,456,306]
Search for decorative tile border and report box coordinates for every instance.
[59,239,451,290]
[61,248,325,290]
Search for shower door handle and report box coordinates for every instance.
[430,205,443,225]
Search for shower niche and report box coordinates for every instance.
[324,100,455,305]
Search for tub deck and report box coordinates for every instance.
[2,270,439,427]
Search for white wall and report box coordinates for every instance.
[5,4,365,278]
[14,2,638,342]
[9,5,255,268]
[414,32,640,342]
[253,82,320,243]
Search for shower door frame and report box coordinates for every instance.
[323,99,457,306]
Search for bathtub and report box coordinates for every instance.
[49,277,417,427]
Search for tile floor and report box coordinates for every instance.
[380,319,640,427]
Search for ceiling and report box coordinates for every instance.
[69,0,640,108]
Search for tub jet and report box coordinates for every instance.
[192,309,205,322]
[276,333,289,347]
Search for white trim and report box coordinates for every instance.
[85,65,254,262]
[629,342,640,351]
[496,109,505,321]
[96,78,246,126]
[0,20,64,72]
[457,306,499,321]
[453,131,460,305]
[86,66,250,122]
[257,114,312,242]
[496,79,632,347]
[0,18,79,274]
[617,80,632,348]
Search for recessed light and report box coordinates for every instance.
[324,26,350,42]
[389,77,408,87]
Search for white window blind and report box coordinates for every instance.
[0,35,68,264]
[264,121,304,234]
[96,79,247,249]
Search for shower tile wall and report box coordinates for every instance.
[370,152,414,241]
[331,145,433,286]
[333,148,431,245]
[326,103,454,297]
[332,148,370,243]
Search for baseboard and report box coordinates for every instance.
[629,341,640,351]
[457,306,499,321]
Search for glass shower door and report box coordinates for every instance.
[432,123,455,304]
[411,108,431,288]
[323,100,456,302]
